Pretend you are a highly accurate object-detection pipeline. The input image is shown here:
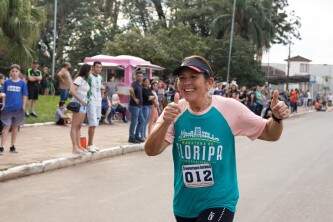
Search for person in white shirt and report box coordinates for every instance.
[307,90,312,109]
[69,64,91,154]
[86,61,103,152]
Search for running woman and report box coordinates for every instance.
[144,55,290,222]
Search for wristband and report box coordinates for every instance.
[271,114,282,123]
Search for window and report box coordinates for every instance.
[300,63,309,73]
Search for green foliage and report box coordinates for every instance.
[105,26,208,74]
[0,0,300,86]
[207,36,265,86]
[0,0,46,67]
[25,95,59,124]
[104,27,264,86]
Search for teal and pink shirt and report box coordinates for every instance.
[155,95,267,218]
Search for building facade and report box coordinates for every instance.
[263,55,333,96]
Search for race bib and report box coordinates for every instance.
[182,164,214,188]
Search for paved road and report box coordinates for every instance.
[1,112,332,222]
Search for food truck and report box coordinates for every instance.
[83,55,164,105]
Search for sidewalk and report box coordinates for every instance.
[0,106,331,182]
[0,122,132,171]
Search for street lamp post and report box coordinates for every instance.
[226,0,237,83]
[286,42,291,91]
[51,0,58,79]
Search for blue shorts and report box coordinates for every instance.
[1,110,25,126]
[87,104,101,126]
[59,89,69,101]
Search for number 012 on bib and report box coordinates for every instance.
[182,164,214,188]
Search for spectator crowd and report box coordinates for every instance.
[0,60,332,154]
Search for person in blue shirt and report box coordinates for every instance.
[0,64,28,154]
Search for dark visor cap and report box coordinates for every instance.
[173,57,213,77]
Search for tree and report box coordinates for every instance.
[0,0,46,67]
[211,0,301,59]
[38,0,120,70]
[104,26,208,75]
[207,36,265,86]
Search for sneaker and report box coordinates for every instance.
[128,138,139,143]
[9,145,18,153]
[30,112,38,117]
[87,145,99,153]
[25,112,30,117]
[135,137,145,143]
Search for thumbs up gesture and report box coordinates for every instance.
[270,90,290,121]
[163,99,182,125]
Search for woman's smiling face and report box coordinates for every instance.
[178,68,213,103]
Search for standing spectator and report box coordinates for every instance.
[246,91,257,113]
[255,85,264,116]
[239,86,247,104]
[306,90,312,108]
[69,64,91,154]
[142,78,155,140]
[26,60,42,117]
[0,64,28,154]
[157,81,166,111]
[55,101,71,126]
[128,70,144,143]
[290,89,298,113]
[86,61,103,152]
[164,82,176,105]
[303,89,309,110]
[227,81,240,100]
[260,89,270,117]
[148,80,159,135]
[327,92,333,106]
[213,82,225,96]
[40,66,50,95]
[57,62,72,102]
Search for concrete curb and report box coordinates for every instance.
[23,122,55,127]
[0,144,144,182]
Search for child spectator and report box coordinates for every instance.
[55,101,71,125]
[0,64,28,154]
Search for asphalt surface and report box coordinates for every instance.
[0,111,332,222]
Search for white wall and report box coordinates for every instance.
[287,61,310,76]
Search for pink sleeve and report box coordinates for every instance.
[214,97,267,140]
[153,111,174,144]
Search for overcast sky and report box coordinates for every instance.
[262,0,332,65]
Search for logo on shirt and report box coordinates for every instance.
[179,127,220,143]
[7,85,21,92]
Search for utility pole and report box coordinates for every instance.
[226,0,237,83]
[286,42,291,91]
[51,0,58,80]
